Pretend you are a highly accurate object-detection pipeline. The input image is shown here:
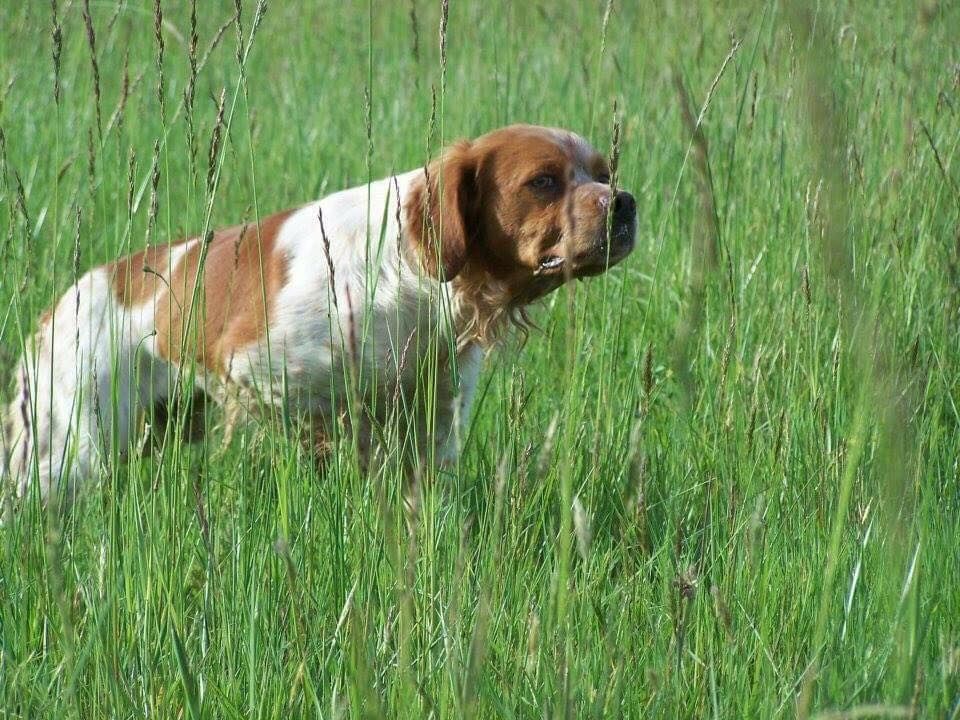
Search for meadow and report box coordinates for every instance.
[0,1,958,717]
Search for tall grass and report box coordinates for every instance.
[1,1,958,717]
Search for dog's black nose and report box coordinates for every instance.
[613,191,636,219]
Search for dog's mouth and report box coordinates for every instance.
[535,255,565,275]
[534,226,635,277]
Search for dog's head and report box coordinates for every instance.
[406,124,636,304]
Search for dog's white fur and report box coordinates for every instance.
[1,170,479,506]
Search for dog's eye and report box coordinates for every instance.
[528,174,559,191]
[597,173,611,184]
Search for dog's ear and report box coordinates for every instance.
[406,141,477,281]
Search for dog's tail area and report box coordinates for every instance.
[2,326,54,497]
[1,343,37,516]
[1,260,193,526]
[2,269,160,519]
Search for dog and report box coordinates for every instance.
[1,124,636,508]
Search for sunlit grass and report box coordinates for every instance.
[1,1,958,717]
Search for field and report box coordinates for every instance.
[1,1,959,717]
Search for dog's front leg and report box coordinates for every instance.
[436,342,484,469]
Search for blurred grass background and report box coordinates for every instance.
[0,1,958,717]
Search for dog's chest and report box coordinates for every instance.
[242,253,458,414]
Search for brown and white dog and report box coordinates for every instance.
[1,124,635,507]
